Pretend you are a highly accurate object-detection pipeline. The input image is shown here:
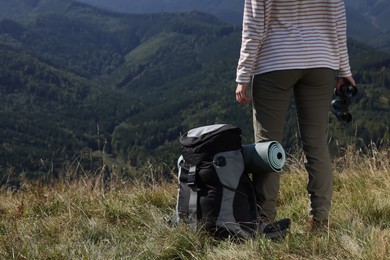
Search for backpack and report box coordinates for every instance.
[172,124,258,239]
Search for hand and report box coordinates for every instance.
[336,76,356,91]
[235,83,251,105]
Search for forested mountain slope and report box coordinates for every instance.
[0,43,134,173]
[0,0,389,176]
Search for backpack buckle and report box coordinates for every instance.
[187,166,196,186]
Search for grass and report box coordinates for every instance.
[0,145,389,259]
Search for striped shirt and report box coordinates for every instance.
[236,0,352,83]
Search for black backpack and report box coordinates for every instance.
[172,124,258,239]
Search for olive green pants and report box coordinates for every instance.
[252,68,336,221]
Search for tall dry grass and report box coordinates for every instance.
[0,144,389,259]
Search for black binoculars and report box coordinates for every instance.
[331,84,357,123]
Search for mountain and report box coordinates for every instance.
[345,0,390,32]
[0,0,389,176]
[0,0,247,174]
[75,0,245,25]
[345,0,390,51]
[2,0,389,51]
[75,0,390,53]
[0,0,75,23]
[0,43,135,174]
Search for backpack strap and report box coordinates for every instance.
[187,165,198,229]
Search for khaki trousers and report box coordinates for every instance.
[251,68,336,221]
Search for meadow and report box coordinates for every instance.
[0,143,389,259]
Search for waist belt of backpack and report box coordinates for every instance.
[187,165,198,227]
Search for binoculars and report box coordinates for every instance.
[331,84,357,123]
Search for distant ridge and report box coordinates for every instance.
[75,0,245,24]
[74,0,390,52]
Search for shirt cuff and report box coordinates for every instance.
[235,74,252,84]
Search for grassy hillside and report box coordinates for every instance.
[0,146,389,259]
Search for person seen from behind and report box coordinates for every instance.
[235,0,356,234]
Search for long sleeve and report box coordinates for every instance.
[236,0,266,83]
[335,0,352,77]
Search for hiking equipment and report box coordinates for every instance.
[174,124,257,239]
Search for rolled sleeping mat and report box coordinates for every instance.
[242,141,286,173]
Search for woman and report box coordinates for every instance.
[235,0,355,231]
